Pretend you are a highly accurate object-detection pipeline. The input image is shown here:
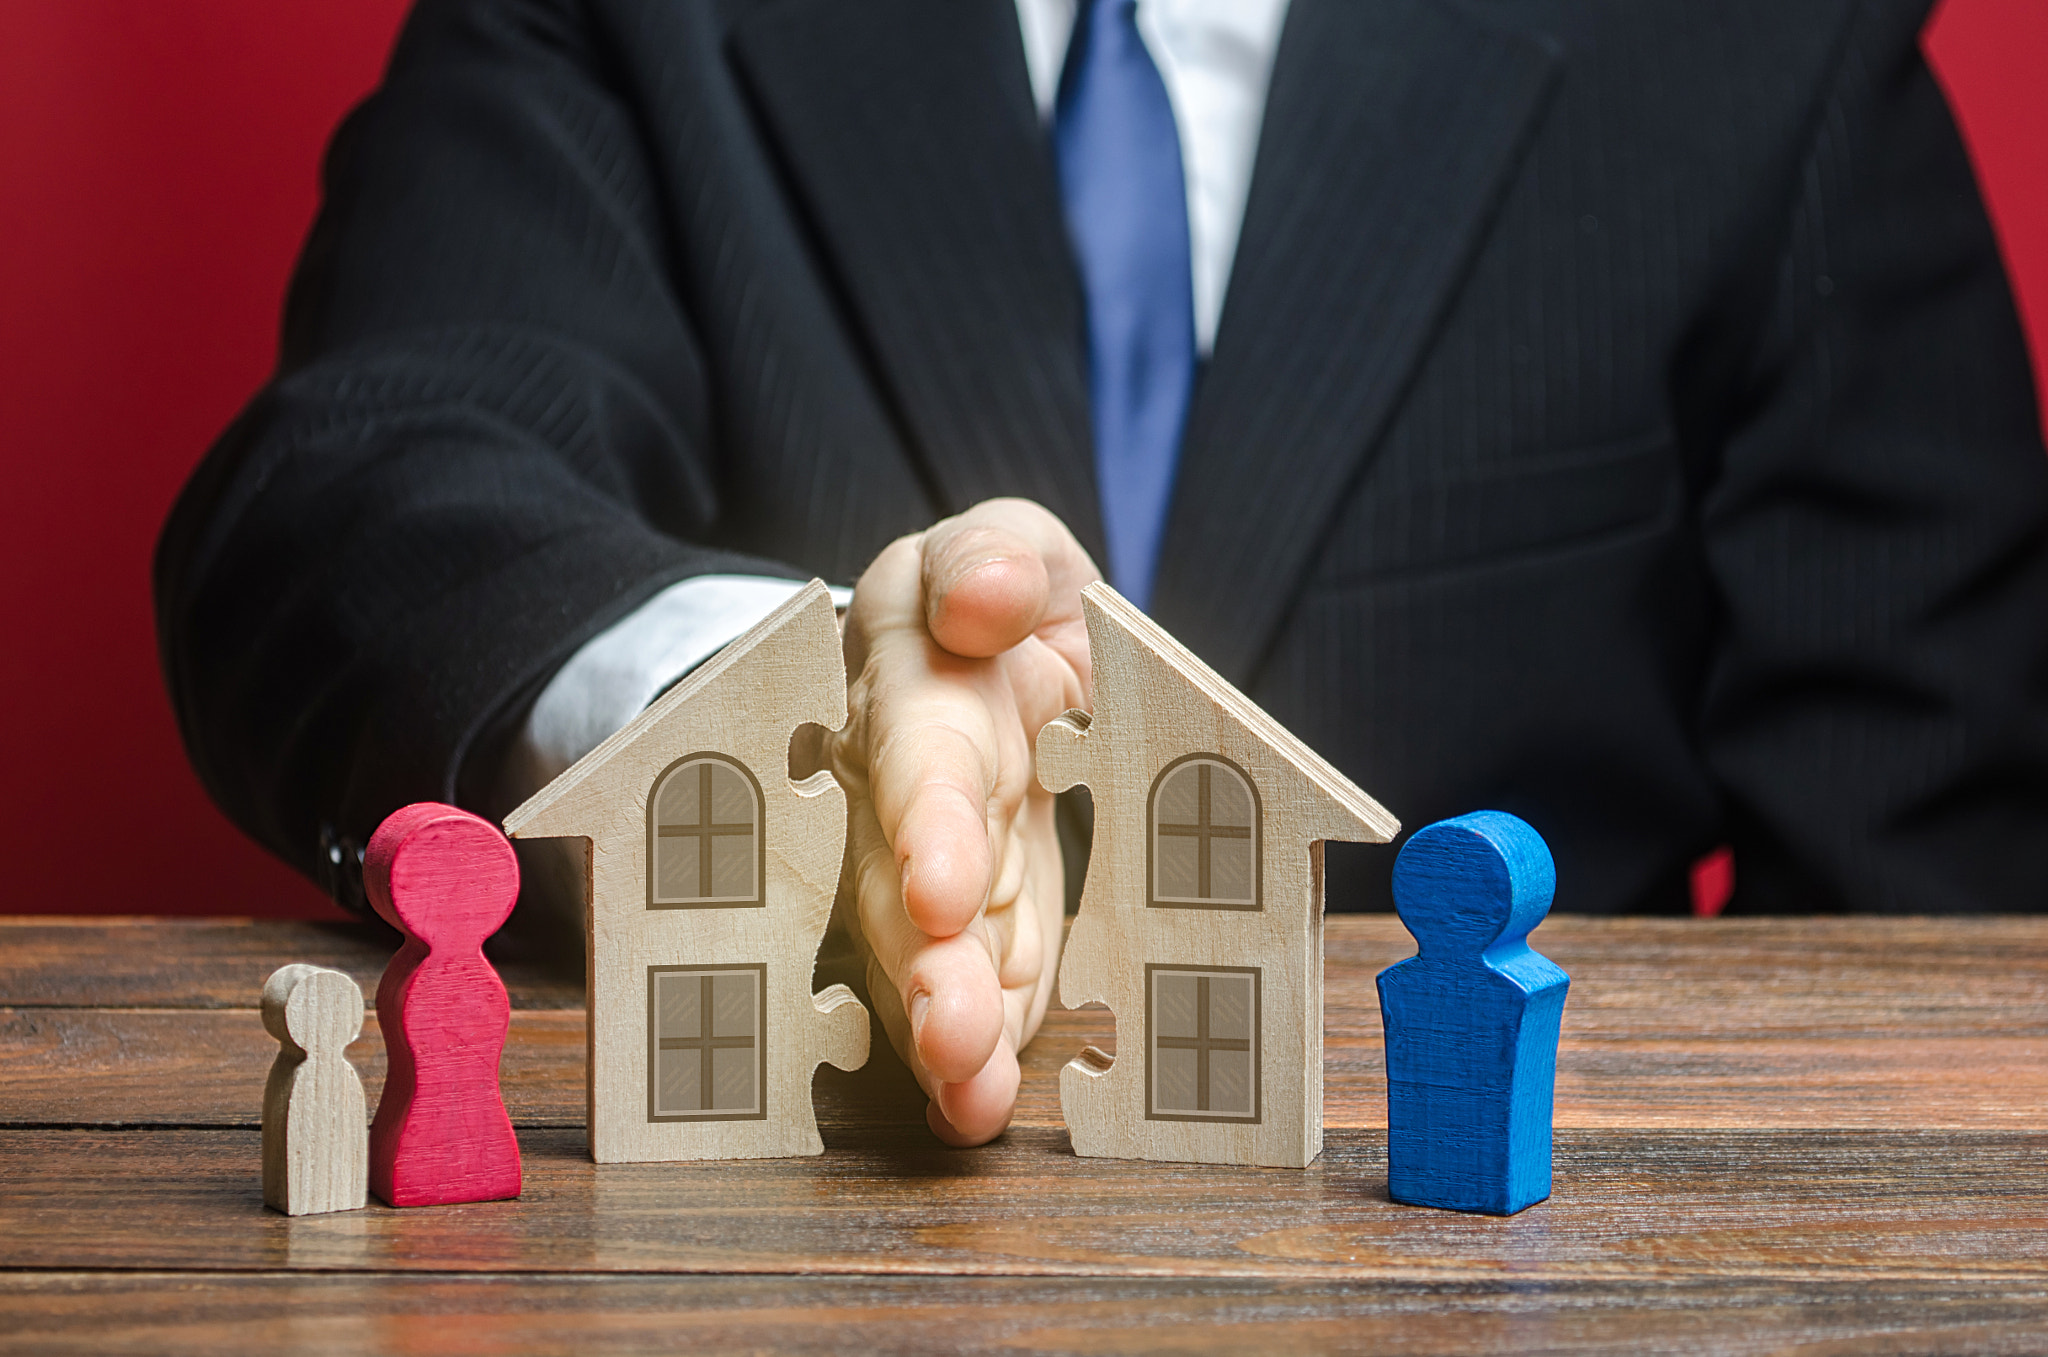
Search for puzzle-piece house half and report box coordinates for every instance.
[504,581,868,1164]
[1040,583,1399,1168]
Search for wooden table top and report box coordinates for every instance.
[2,914,2046,1354]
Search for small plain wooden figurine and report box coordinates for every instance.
[1378,811,1569,1215]
[505,580,869,1164]
[1039,582,1399,1168]
[365,802,523,1207]
[261,963,367,1216]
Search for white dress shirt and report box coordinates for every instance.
[504,0,1293,797]
[1016,0,1290,356]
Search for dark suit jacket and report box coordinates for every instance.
[156,0,2048,916]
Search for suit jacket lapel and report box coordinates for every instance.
[727,0,1106,564]
[1152,0,1563,682]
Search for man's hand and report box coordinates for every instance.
[829,498,1098,1145]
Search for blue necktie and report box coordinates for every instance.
[1054,0,1196,612]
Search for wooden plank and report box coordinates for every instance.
[5,1272,2048,1357]
[8,1001,2048,1132]
[0,1007,934,1133]
[1341,1031,2048,1131]
[1,1127,2046,1281]
[3,917,2047,1348]
[6,915,2046,1036]
[1549,1037,2048,1130]
[0,918,582,1010]
[0,1010,591,1129]
[1330,915,2048,1039]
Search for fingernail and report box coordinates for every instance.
[910,990,931,1041]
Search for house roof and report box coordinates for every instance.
[1084,582,1399,842]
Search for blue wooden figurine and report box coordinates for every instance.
[1377,811,1569,1215]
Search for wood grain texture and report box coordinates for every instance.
[364,805,522,1207]
[1379,813,1567,1214]
[506,582,869,1163]
[7,918,2048,1132]
[6,914,2044,1031]
[5,917,2048,1350]
[7,1272,2048,1356]
[9,1003,2048,1132]
[0,917,580,1010]
[0,1009,585,1128]
[259,966,366,1216]
[3,1127,2047,1282]
[1041,583,1397,1168]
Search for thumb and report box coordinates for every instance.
[920,499,1097,659]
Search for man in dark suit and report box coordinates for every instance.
[156,0,2048,1144]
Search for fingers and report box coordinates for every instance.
[847,795,1006,1085]
[844,503,1096,943]
[833,499,1099,1148]
[921,523,1049,659]
[920,499,1101,667]
[843,753,1058,1143]
[902,930,1006,1083]
[867,696,1000,938]
[844,536,999,938]
[926,1034,1020,1146]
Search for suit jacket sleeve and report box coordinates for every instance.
[1702,1,2048,913]
[152,0,796,903]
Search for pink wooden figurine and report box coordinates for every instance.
[365,802,522,1207]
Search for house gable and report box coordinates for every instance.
[1040,582,1398,1167]
[1093,584,1394,836]
[504,580,867,1162]
[504,581,843,856]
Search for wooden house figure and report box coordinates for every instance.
[504,581,868,1163]
[1039,583,1398,1168]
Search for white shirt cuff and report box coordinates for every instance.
[501,574,851,802]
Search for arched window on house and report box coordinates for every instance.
[1148,755,1259,910]
[648,754,763,908]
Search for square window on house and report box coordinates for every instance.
[1147,965,1260,1122]
[648,964,766,1121]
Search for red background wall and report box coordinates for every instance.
[0,0,2042,919]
